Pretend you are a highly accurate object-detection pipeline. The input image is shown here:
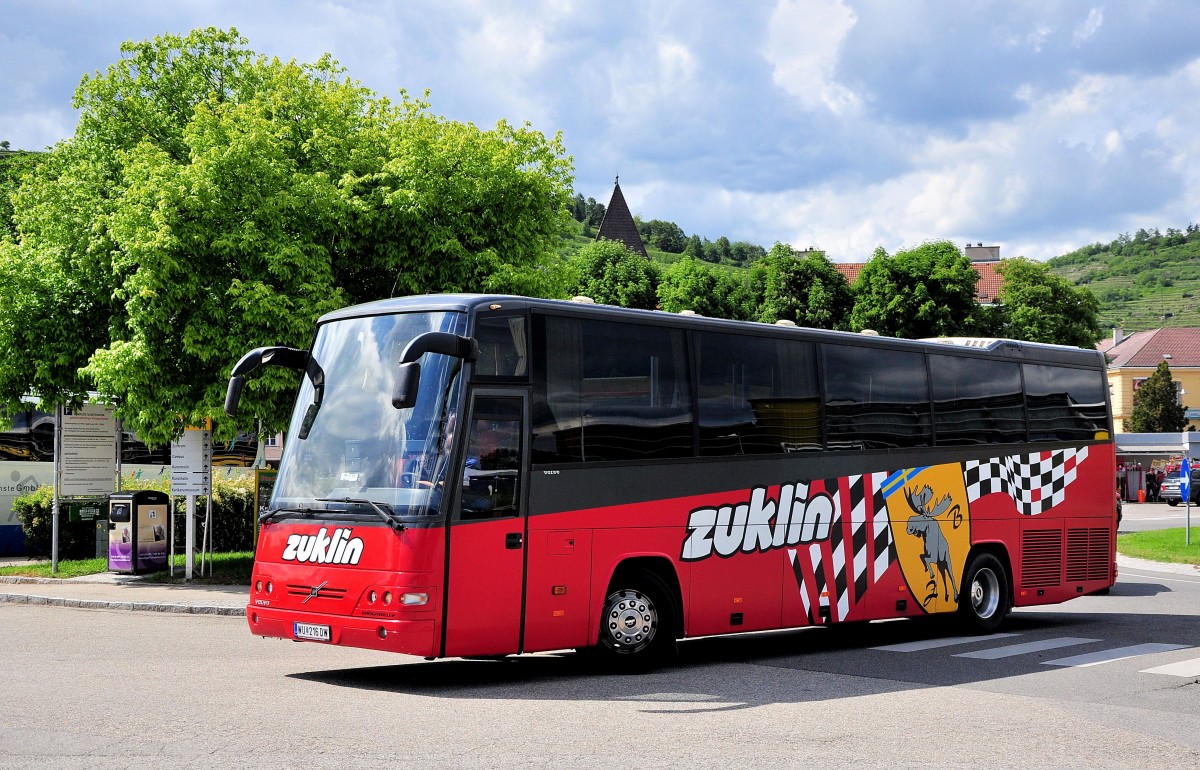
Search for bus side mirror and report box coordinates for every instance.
[224,346,310,417]
[392,363,421,410]
[224,375,246,417]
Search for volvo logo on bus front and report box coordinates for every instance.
[280,527,364,565]
[302,580,328,604]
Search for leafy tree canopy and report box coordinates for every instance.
[657,258,753,320]
[566,239,658,310]
[849,241,981,338]
[0,27,572,445]
[758,243,852,330]
[1125,361,1188,433]
[637,218,686,253]
[0,151,46,240]
[994,257,1101,348]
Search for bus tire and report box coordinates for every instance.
[597,569,677,668]
[959,552,1009,634]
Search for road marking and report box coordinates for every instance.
[954,637,1099,659]
[1042,643,1189,668]
[1139,656,1200,677]
[871,633,1020,652]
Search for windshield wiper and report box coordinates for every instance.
[259,506,322,524]
[318,497,406,532]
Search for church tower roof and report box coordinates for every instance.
[595,176,648,258]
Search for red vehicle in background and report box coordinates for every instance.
[226,294,1117,666]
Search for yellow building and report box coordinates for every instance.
[1098,328,1200,433]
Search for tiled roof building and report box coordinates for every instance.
[1099,327,1200,432]
[595,177,648,258]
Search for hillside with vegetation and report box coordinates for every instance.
[565,195,1200,335]
[1047,227,1200,331]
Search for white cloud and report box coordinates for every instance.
[764,0,861,114]
[1073,7,1104,47]
[11,1,1200,266]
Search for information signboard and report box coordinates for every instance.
[171,428,212,495]
[67,499,106,523]
[58,404,117,496]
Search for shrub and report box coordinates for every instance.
[14,486,102,559]
[15,471,257,558]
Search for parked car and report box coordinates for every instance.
[1161,468,1200,506]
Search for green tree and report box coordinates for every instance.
[656,258,753,320]
[637,218,686,253]
[710,236,732,263]
[993,257,1101,348]
[566,239,658,310]
[0,27,572,445]
[1125,361,1187,432]
[728,241,766,265]
[849,241,980,338]
[683,234,704,261]
[0,151,46,241]
[758,243,852,329]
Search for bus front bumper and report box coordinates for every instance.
[246,604,438,657]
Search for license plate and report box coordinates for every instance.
[294,622,331,642]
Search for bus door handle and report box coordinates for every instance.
[505,532,523,550]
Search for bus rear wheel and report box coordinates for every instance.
[959,552,1009,634]
[597,570,677,667]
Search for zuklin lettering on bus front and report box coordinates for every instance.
[280,527,364,565]
[681,482,836,560]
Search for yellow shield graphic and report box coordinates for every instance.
[888,463,971,614]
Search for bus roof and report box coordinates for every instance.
[319,293,1104,369]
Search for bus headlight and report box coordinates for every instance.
[400,592,428,606]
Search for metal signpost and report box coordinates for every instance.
[171,425,212,580]
[1181,458,1192,546]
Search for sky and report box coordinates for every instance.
[5,0,1200,262]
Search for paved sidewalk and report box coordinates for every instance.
[0,567,246,616]
[1117,553,1200,576]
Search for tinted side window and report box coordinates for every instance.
[696,332,820,455]
[931,355,1025,445]
[822,345,931,449]
[532,314,694,463]
[474,314,528,379]
[1023,364,1107,441]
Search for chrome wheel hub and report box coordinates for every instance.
[604,589,657,652]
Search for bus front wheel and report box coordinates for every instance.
[597,570,677,667]
[959,552,1009,634]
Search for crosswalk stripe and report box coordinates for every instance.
[1041,643,1190,668]
[870,633,1020,652]
[954,637,1099,659]
[1139,657,1200,677]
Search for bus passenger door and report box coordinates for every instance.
[443,392,527,657]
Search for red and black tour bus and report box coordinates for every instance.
[225,294,1116,665]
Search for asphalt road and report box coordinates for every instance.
[2,565,1199,769]
[1120,500,1200,534]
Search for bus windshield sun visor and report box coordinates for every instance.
[392,332,478,410]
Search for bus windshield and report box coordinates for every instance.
[270,310,467,518]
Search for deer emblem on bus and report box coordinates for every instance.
[903,485,961,607]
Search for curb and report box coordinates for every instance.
[0,592,245,616]
[1116,553,1200,576]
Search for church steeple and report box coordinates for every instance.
[595,176,648,258]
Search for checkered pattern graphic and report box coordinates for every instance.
[789,473,896,625]
[963,447,1089,516]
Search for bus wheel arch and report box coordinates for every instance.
[958,544,1012,634]
[595,557,682,665]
